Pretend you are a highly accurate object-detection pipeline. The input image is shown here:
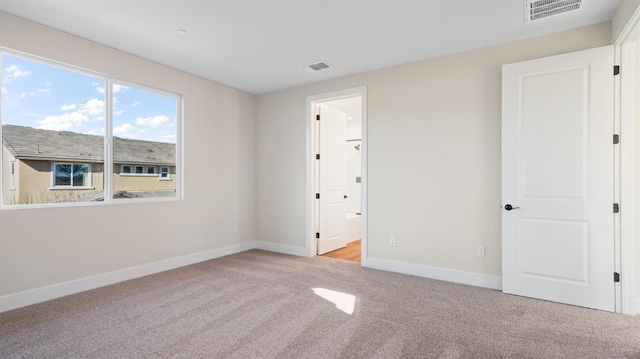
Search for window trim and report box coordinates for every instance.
[159,166,172,180]
[51,162,93,189]
[0,47,183,209]
[119,164,161,177]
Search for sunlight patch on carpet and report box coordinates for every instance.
[312,288,356,315]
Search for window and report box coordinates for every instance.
[112,84,177,197]
[1,50,181,207]
[53,163,91,187]
[160,167,171,180]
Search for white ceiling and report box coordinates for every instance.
[0,0,622,94]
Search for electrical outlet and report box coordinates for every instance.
[390,236,397,246]
[477,246,486,257]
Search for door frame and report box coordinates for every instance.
[615,7,640,316]
[306,86,368,263]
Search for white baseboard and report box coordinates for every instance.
[0,241,256,313]
[255,241,309,257]
[364,257,502,291]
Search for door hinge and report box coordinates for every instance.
[613,203,620,213]
[614,272,620,282]
[316,154,320,160]
[316,193,320,199]
[613,134,620,144]
[316,232,320,239]
[614,65,620,76]
[316,114,320,121]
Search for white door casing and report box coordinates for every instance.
[317,104,348,255]
[502,46,615,311]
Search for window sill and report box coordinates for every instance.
[49,187,95,190]
[120,174,158,177]
[159,178,173,181]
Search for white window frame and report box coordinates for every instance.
[9,161,15,191]
[51,162,93,189]
[119,164,159,177]
[0,48,183,209]
[159,166,171,180]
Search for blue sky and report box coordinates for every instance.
[1,53,177,143]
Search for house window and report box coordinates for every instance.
[53,163,91,187]
[9,161,15,190]
[160,167,171,179]
[1,50,181,208]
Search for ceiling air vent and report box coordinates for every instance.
[300,62,330,74]
[525,0,587,23]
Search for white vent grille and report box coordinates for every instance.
[300,62,330,73]
[525,0,587,23]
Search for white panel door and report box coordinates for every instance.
[317,104,348,255]
[502,46,615,311]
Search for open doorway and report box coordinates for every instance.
[306,87,367,264]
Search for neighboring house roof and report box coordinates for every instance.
[2,124,176,165]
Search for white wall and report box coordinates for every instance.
[613,0,640,41]
[0,11,256,309]
[256,22,613,280]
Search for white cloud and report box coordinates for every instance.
[60,103,77,111]
[113,84,128,93]
[114,109,125,115]
[130,101,140,107]
[4,65,31,82]
[81,98,104,116]
[96,86,105,95]
[37,112,88,131]
[1,87,7,95]
[113,123,138,138]
[18,83,51,98]
[136,115,169,128]
[38,97,105,131]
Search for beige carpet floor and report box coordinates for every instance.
[1,249,640,358]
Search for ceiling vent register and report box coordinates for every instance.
[300,62,331,73]
[525,0,586,23]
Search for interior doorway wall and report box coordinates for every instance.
[306,87,367,264]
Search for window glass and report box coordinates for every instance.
[1,53,105,205]
[1,51,180,208]
[160,167,170,179]
[53,163,90,187]
[112,84,177,199]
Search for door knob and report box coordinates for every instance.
[504,204,520,211]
